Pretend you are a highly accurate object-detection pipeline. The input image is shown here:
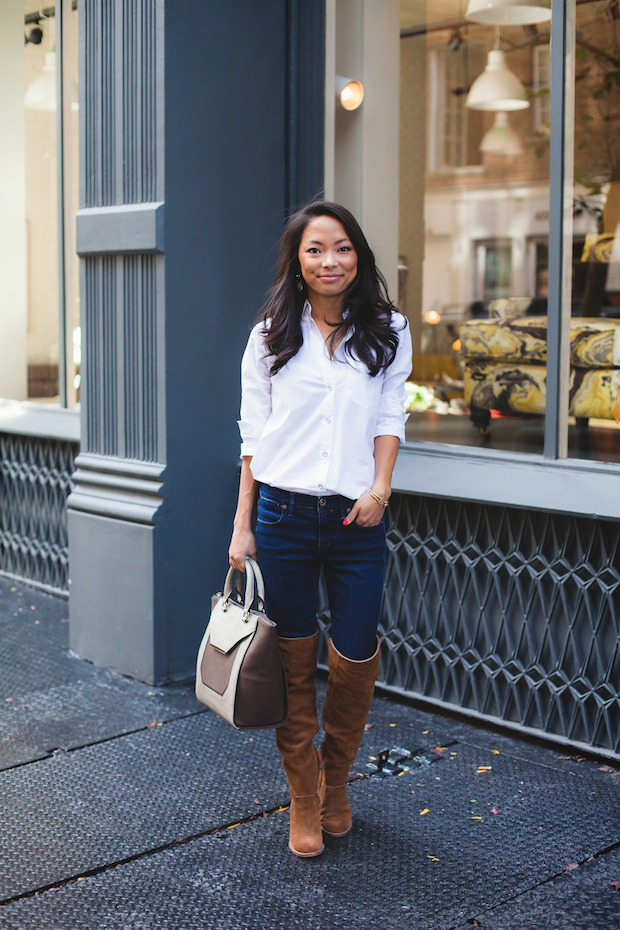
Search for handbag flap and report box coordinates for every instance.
[208,597,258,654]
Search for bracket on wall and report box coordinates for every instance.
[76,202,165,256]
[67,453,165,525]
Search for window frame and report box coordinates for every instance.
[3,0,77,412]
[396,0,614,502]
[427,40,486,174]
[533,43,551,135]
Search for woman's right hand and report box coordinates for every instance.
[229,525,257,572]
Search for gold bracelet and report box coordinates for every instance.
[367,488,389,508]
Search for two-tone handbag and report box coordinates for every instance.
[195,557,288,730]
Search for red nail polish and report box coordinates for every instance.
[343,519,348,526]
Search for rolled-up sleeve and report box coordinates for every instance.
[238,323,272,457]
[374,314,412,443]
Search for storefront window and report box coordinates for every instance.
[0,1,79,407]
[565,0,620,464]
[400,1,552,453]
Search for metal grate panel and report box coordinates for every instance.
[319,493,620,758]
[0,433,78,594]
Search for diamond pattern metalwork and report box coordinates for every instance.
[317,493,620,757]
[381,494,620,756]
[0,433,78,593]
[3,426,618,756]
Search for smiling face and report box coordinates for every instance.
[297,215,358,304]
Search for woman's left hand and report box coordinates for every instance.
[343,491,387,527]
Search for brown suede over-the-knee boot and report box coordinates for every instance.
[275,633,324,858]
[319,638,381,837]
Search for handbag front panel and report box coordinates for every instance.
[201,635,247,696]
[195,619,255,727]
[233,618,288,729]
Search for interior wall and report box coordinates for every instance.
[24,18,59,372]
[332,0,400,300]
[0,0,28,400]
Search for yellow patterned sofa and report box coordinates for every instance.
[459,316,620,430]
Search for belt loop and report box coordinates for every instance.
[289,492,295,516]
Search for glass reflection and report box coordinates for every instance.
[400,0,551,453]
[567,0,620,463]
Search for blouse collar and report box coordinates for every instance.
[303,299,351,322]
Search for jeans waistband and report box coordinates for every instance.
[258,484,354,518]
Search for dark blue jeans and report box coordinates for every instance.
[255,485,386,661]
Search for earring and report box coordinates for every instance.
[295,273,304,292]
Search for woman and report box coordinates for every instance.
[229,201,411,858]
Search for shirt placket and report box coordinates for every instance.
[313,324,335,492]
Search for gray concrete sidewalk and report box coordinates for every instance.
[1,574,619,930]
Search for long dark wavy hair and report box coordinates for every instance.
[260,201,403,377]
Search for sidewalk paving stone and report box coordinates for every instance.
[0,576,201,770]
[463,846,620,929]
[2,576,620,930]
[0,712,288,900]
[1,740,619,929]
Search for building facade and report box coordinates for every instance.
[1,0,619,760]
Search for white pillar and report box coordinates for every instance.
[0,0,28,400]
[331,0,400,300]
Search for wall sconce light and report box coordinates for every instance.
[336,75,364,111]
[465,0,551,25]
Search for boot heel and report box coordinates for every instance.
[320,783,352,837]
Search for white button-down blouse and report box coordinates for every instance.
[238,301,412,500]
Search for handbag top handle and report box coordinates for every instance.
[222,557,265,618]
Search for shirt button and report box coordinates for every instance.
[322,452,328,457]
[325,418,331,424]
[326,384,333,391]
[318,484,323,489]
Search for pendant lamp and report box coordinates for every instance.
[24,51,57,111]
[467,49,529,111]
[24,51,79,112]
[465,0,551,25]
[480,112,524,155]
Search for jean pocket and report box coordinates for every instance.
[257,496,285,526]
[349,512,385,530]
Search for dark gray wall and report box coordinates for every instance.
[163,1,287,676]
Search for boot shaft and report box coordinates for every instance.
[321,638,381,786]
[275,633,320,799]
